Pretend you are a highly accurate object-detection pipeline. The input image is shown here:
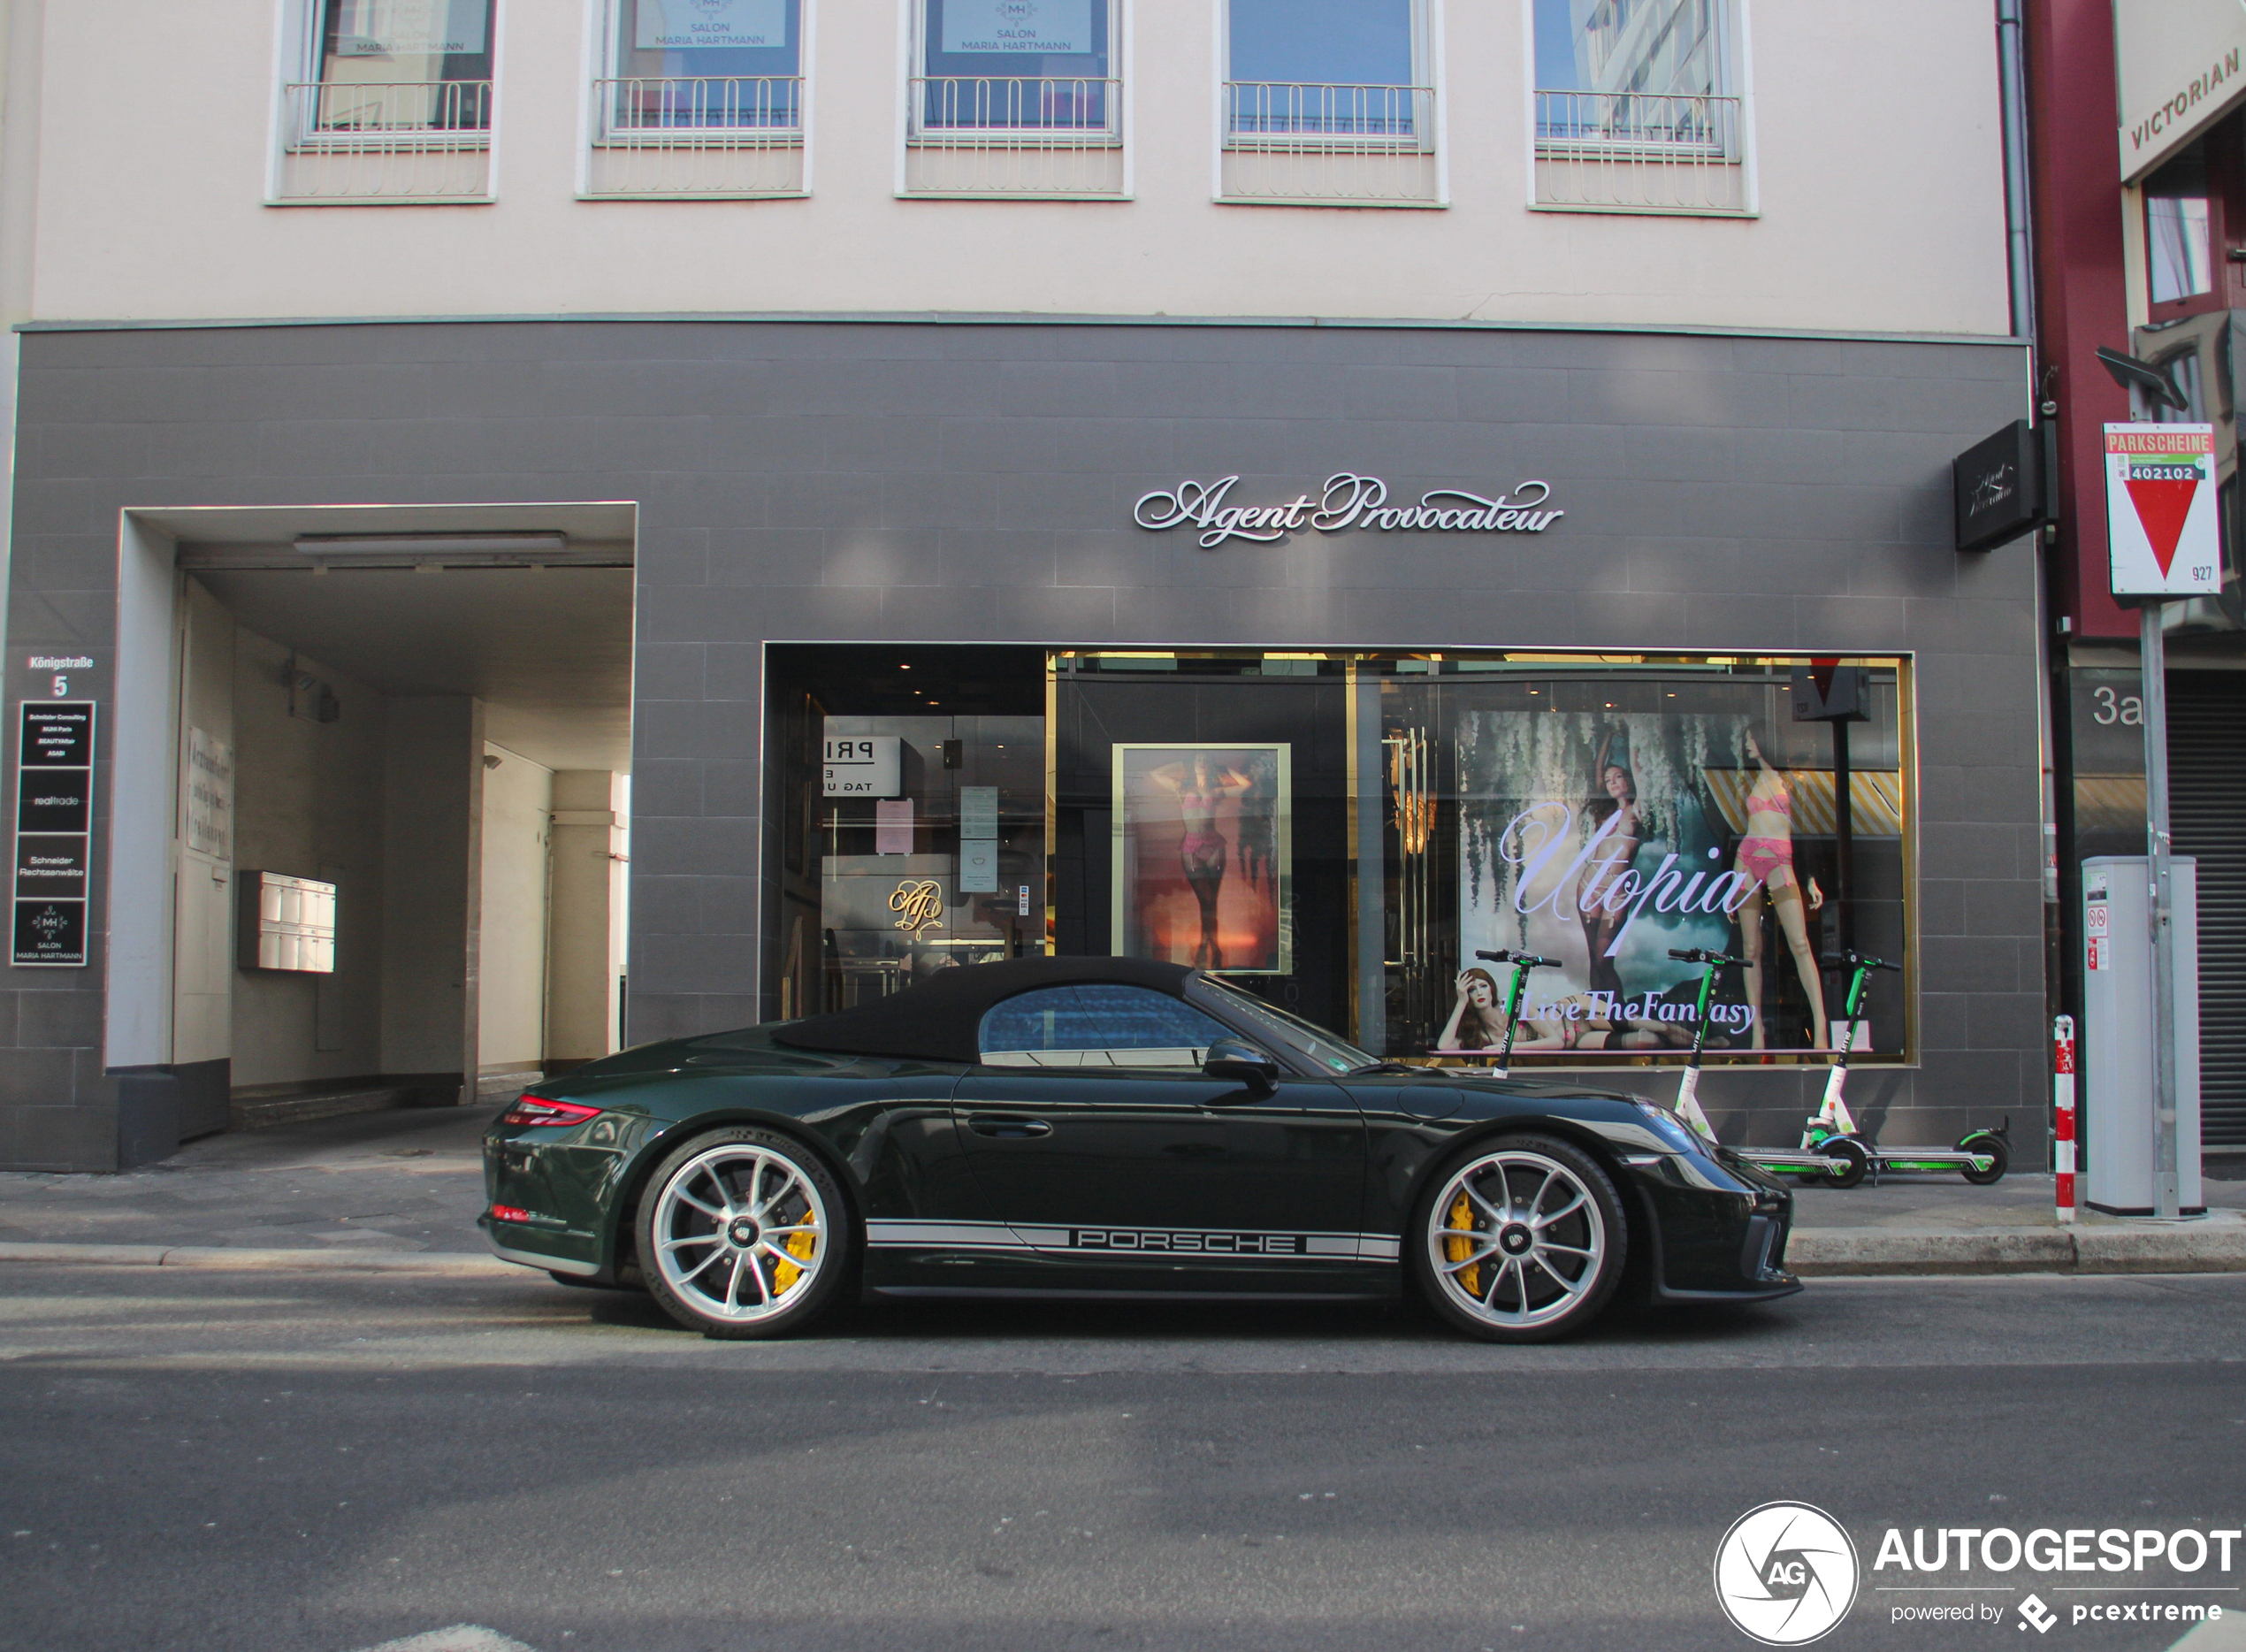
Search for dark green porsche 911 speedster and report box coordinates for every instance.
[480,956,1799,1343]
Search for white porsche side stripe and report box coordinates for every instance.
[865,1219,1400,1262]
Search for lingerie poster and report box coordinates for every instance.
[1449,709,1895,1057]
[1112,744,1291,975]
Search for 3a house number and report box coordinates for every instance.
[2092,686,2144,726]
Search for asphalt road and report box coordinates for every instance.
[2,1266,2242,1652]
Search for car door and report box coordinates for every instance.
[950,983,1371,1281]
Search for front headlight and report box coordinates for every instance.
[1631,1098,1705,1154]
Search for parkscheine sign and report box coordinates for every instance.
[1134,473,1563,549]
[2105,424,2219,599]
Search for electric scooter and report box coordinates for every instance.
[1777,952,2012,1188]
[1664,947,1848,1179]
[1471,948,1560,1074]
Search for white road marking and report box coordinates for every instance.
[346,1628,541,1652]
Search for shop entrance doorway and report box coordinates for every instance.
[108,506,633,1151]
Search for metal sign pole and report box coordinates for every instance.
[2141,602,2181,1220]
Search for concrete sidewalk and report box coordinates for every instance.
[0,1104,2242,1278]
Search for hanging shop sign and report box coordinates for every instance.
[2105,424,2220,599]
[13,700,95,967]
[1952,418,2052,553]
[1133,473,1563,550]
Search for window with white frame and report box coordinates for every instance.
[1532,0,1734,153]
[1530,0,1747,214]
[296,0,496,139]
[1226,0,1426,145]
[601,0,804,137]
[913,0,1117,137]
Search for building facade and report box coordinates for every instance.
[0,0,2039,1174]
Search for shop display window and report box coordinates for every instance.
[770,647,1914,1066]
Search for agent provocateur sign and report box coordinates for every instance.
[1134,473,1564,550]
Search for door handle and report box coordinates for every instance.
[966,1114,1052,1139]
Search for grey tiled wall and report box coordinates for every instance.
[4,319,2037,1171]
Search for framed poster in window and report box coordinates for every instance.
[1112,743,1291,975]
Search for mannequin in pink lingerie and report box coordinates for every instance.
[1734,728,1828,1050]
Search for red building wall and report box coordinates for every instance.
[2028,0,2137,640]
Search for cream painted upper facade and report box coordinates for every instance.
[16,0,2012,333]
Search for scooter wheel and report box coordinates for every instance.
[1960,1132,2009,1186]
[1822,1137,1869,1189]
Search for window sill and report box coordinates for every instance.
[266,195,495,207]
[1216,195,1446,210]
[581,189,810,202]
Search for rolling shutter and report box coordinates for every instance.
[2167,673,2246,1149]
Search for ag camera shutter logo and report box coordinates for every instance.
[1714,1502,1860,1645]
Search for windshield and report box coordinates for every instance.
[1191,976,1377,1075]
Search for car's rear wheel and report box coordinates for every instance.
[1411,1135,1625,1343]
[639,1128,850,1340]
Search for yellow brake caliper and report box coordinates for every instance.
[1445,1191,1481,1297]
[770,1211,818,1295]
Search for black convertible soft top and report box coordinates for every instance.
[771,955,1196,1064]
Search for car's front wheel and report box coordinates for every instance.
[638,1128,850,1339]
[1411,1135,1625,1343]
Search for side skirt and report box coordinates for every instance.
[866,1286,1393,1303]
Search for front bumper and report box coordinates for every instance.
[1625,1149,1801,1303]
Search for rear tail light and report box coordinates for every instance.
[488,1204,533,1224]
[500,1095,603,1128]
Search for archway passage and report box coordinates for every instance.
[113,506,634,1151]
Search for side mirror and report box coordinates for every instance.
[1203,1039,1279,1097]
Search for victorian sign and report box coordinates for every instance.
[1134,473,1564,549]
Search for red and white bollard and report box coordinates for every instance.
[2053,1014,2077,1225]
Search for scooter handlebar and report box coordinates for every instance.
[1476,949,1559,968]
[1825,951,1901,973]
[1668,947,1748,967]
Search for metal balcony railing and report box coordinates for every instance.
[905,76,1124,196]
[278,80,493,201]
[286,79,493,144]
[1532,89,1748,213]
[597,75,803,135]
[587,76,806,197]
[1221,81,1438,204]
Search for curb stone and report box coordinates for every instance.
[1789,1223,2246,1277]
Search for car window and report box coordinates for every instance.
[1191,976,1374,1075]
[979,984,1237,1069]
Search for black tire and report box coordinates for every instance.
[1960,1131,2009,1186]
[1822,1136,1869,1189]
[638,1127,852,1340]
[1409,1134,1627,1344]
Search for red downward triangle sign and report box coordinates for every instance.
[2124,477,2200,575]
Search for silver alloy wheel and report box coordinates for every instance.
[1425,1147,1608,1331]
[650,1144,829,1324]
